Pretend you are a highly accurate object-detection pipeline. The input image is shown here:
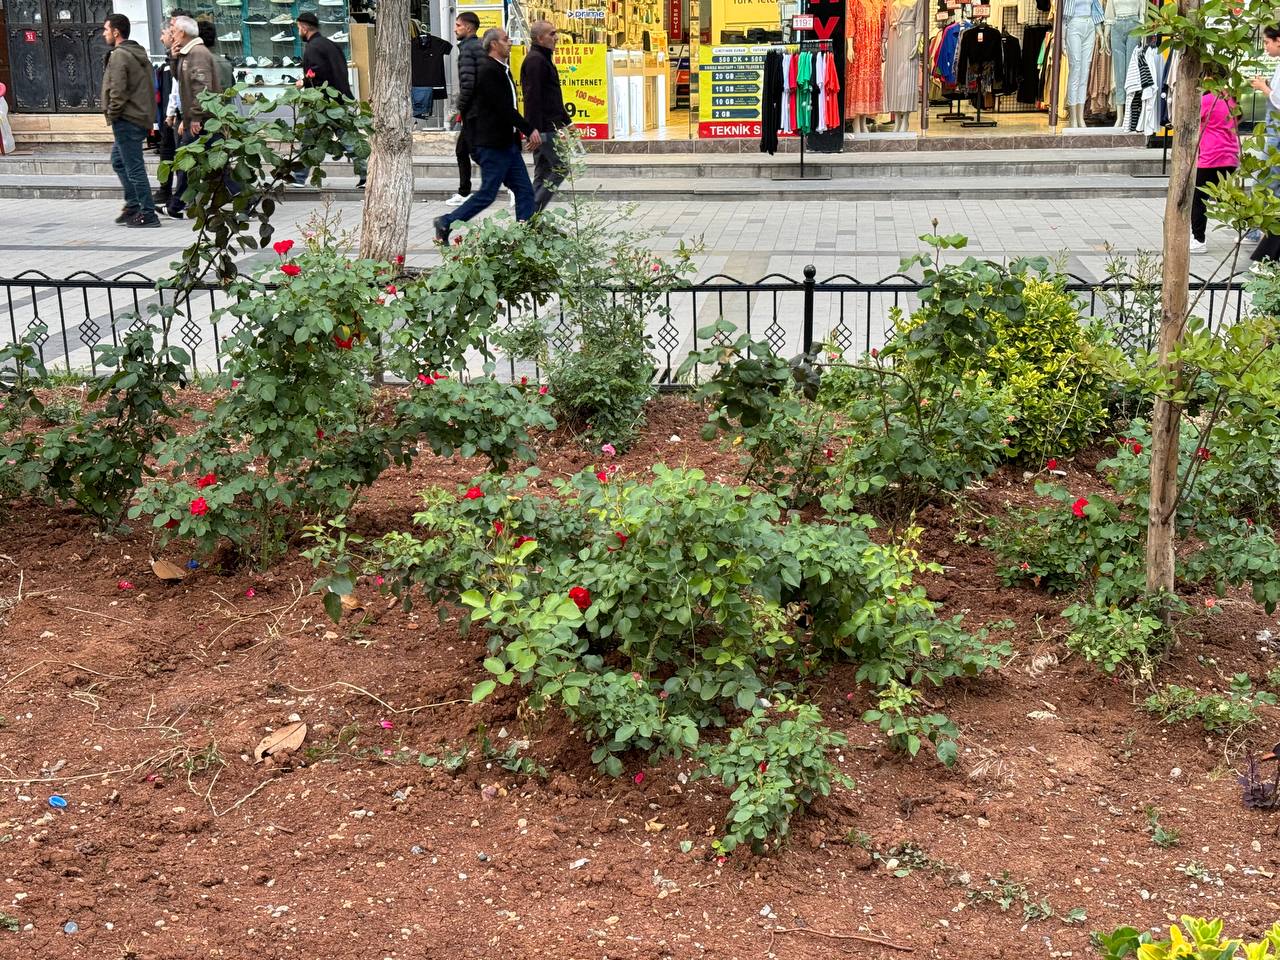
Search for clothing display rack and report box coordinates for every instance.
[962,10,998,127]
[762,38,836,181]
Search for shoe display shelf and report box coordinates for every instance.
[203,0,350,101]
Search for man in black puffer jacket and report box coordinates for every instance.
[444,11,483,206]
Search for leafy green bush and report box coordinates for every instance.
[1143,675,1276,734]
[1061,595,1176,683]
[695,698,852,855]
[863,680,960,765]
[1095,916,1280,960]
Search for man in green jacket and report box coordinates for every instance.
[101,12,160,227]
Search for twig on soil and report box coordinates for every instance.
[210,776,280,817]
[772,927,913,952]
[0,767,133,785]
[205,580,309,651]
[65,606,136,626]
[2,659,128,690]
[285,681,465,714]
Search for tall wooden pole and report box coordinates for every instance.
[1146,17,1201,607]
[359,0,413,263]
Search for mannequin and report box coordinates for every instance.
[1103,0,1146,128]
[1064,0,1103,127]
[882,0,925,131]
[845,0,886,132]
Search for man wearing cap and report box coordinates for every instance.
[291,11,364,187]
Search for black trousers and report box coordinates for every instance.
[1192,165,1235,242]
[532,129,568,213]
[456,126,474,195]
[156,120,178,198]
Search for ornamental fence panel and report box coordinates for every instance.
[0,267,1250,385]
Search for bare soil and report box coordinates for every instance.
[1,395,1278,960]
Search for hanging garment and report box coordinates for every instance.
[956,23,1004,91]
[781,52,795,134]
[845,0,885,116]
[1086,33,1113,117]
[822,46,842,129]
[760,49,783,154]
[797,50,814,134]
[1019,24,1050,103]
[1124,42,1158,135]
[788,52,801,132]
[998,32,1022,95]
[936,22,965,85]
[882,0,924,113]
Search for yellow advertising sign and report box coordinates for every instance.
[710,0,781,41]
[697,43,767,138]
[554,43,610,139]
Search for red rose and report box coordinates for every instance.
[393,255,405,265]
[385,284,397,295]
[305,68,315,78]
[1071,497,1088,519]
[1046,458,1058,470]
[632,771,645,785]
[417,373,435,385]
[568,586,591,610]
[195,472,217,489]
[493,521,504,535]
[280,263,301,277]
[515,535,536,547]
[658,689,669,700]
[463,486,483,501]
[272,239,294,256]
[117,580,134,590]
[614,532,628,546]
[870,348,879,358]
[538,386,548,395]
[332,333,355,349]
[596,471,608,483]
[824,447,834,462]
[520,376,528,385]
[316,428,325,440]
[1131,442,1142,455]
[1196,447,1211,462]
[758,761,768,773]
[190,497,210,516]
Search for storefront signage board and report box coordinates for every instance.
[556,43,612,138]
[698,44,769,138]
[710,0,782,40]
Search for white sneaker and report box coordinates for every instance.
[270,14,292,24]
[218,31,241,41]
[444,193,468,206]
[1189,238,1207,254]
[506,188,515,206]
[271,30,295,42]
[331,31,349,42]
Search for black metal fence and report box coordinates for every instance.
[0,267,1252,384]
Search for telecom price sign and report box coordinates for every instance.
[697,45,769,139]
[555,44,611,139]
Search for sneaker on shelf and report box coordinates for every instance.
[1189,238,1208,254]
[270,0,294,4]
[444,193,467,206]
[271,30,294,41]
[244,17,267,25]
[320,0,345,5]
[331,30,349,41]
[128,212,162,229]
[215,0,240,6]
[270,14,292,23]
[217,30,242,41]
[280,56,296,66]
[281,74,297,83]
[244,55,258,66]
[114,205,138,224]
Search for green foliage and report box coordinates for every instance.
[0,324,50,503]
[500,204,696,450]
[1095,916,1280,960]
[1144,805,1180,849]
[696,699,852,855]
[135,226,554,566]
[1061,595,1175,684]
[1144,675,1276,735]
[163,84,371,288]
[862,680,959,765]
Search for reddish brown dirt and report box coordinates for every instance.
[1,395,1278,959]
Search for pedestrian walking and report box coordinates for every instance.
[520,20,572,213]
[165,14,223,218]
[153,9,188,210]
[1190,66,1238,255]
[433,28,540,244]
[444,12,484,207]
[1248,25,1280,247]
[101,12,160,227]
[290,11,365,188]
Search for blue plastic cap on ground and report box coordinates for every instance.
[48,795,67,809]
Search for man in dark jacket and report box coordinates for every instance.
[433,28,540,244]
[165,14,222,218]
[101,12,159,227]
[444,11,483,206]
[520,20,571,213]
[291,11,364,187]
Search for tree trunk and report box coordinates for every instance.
[1146,27,1201,607]
[359,0,413,263]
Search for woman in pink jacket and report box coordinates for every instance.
[1191,80,1239,254]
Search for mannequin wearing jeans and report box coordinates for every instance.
[1064,0,1103,127]
[1104,0,1145,127]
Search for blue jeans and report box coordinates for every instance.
[411,86,434,118]
[111,119,154,215]
[1109,17,1141,111]
[440,144,535,226]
